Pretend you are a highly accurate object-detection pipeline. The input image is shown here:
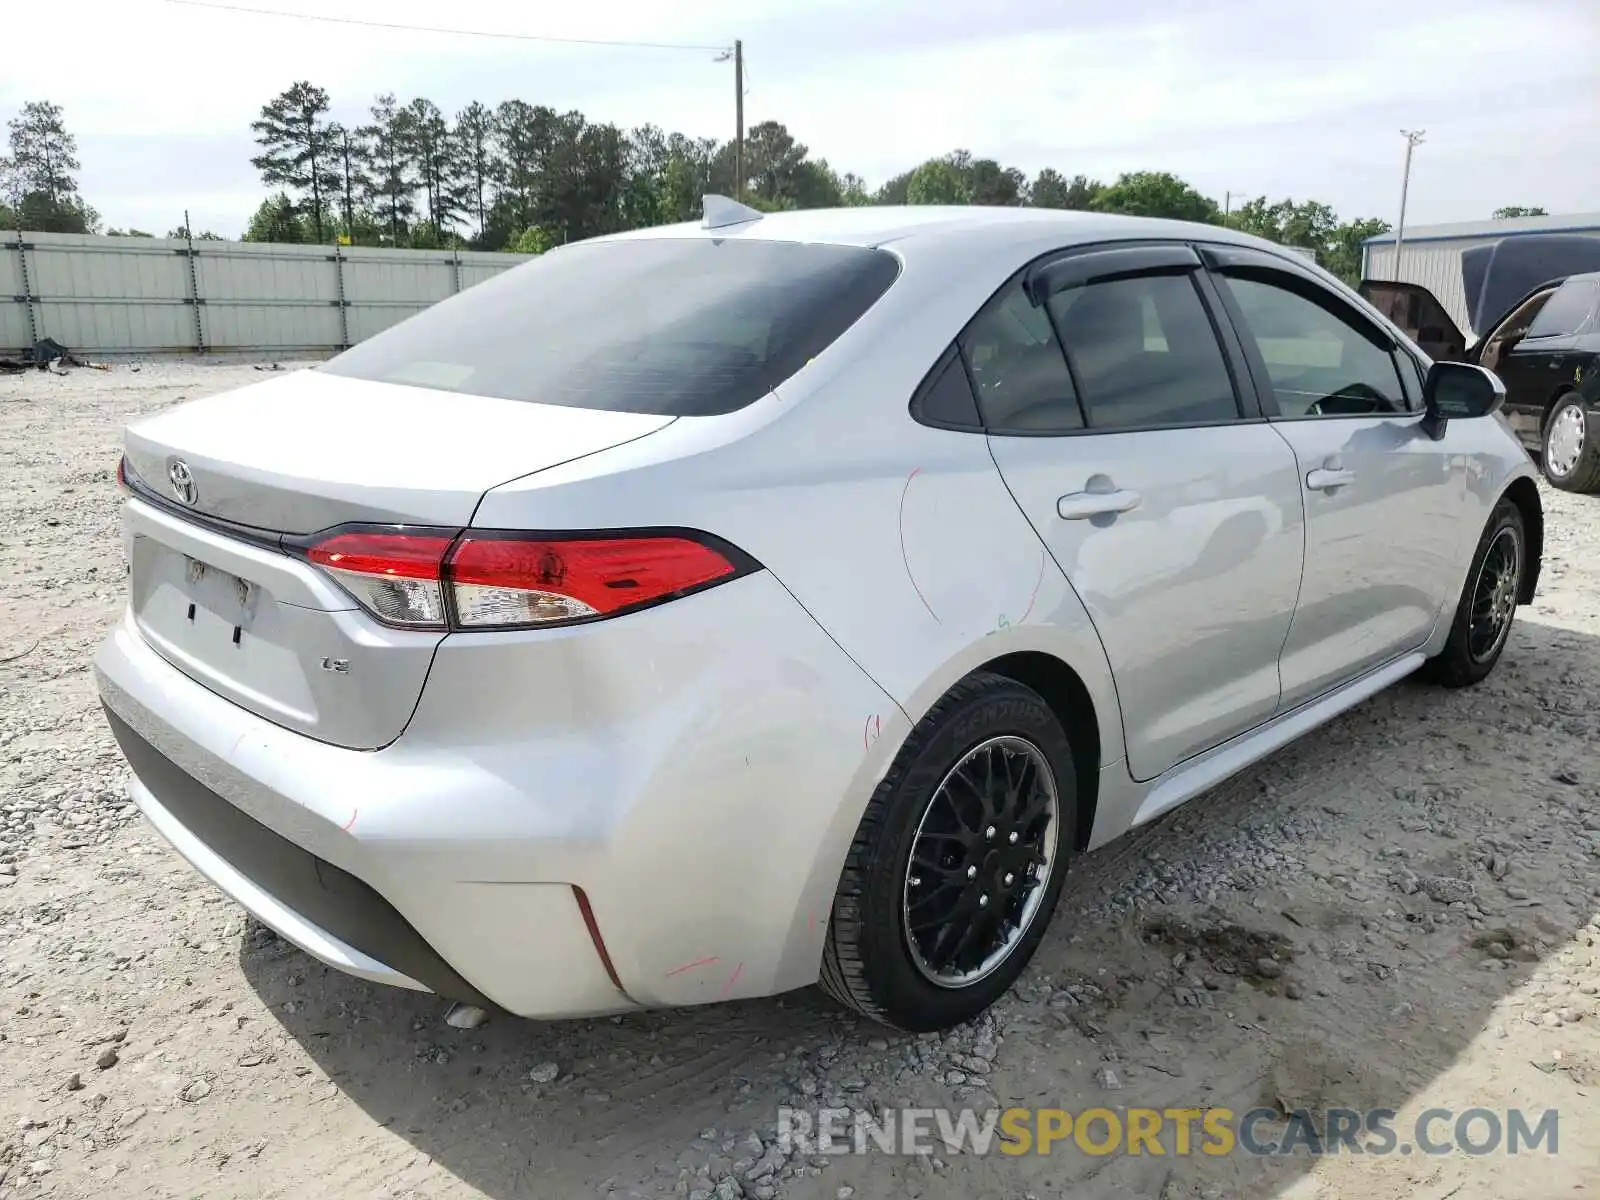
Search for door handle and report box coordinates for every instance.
[1306,467,1356,491]
[1057,487,1142,520]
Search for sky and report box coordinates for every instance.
[5,0,1599,237]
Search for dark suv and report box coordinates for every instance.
[1363,235,1600,493]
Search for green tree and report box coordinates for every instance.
[837,171,871,206]
[168,224,224,240]
[326,123,371,241]
[742,121,819,208]
[242,192,308,243]
[906,158,969,205]
[250,81,338,242]
[1,101,97,232]
[1092,171,1221,223]
[492,100,550,235]
[1030,169,1101,210]
[403,97,467,242]
[510,225,554,254]
[455,101,496,240]
[1492,205,1548,219]
[874,170,913,205]
[1325,217,1390,285]
[360,94,417,246]
[105,228,154,237]
[966,158,1026,206]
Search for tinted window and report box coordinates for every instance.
[913,351,982,428]
[1223,276,1406,417]
[1525,279,1600,338]
[1049,273,1239,429]
[321,238,900,416]
[960,283,1084,433]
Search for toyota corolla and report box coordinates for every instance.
[96,198,1542,1032]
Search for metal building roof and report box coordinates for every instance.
[1364,211,1600,246]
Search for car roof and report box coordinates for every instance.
[588,204,1288,258]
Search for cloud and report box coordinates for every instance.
[5,0,1597,233]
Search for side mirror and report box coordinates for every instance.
[1421,361,1505,439]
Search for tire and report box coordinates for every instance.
[1540,393,1600,493]
[819,671,1077,1032]
[1422,498,1527,688]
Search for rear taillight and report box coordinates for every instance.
[116,455,130,490]
[295,527,754,632]
[305,531,456,628]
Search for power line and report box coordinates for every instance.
[164,0,730,53]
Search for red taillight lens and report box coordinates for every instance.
[446,534,741,627]
[298,527,752,631]
[305,531,455,628]
[116,455,129,490]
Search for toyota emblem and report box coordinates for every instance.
[168,459,198,506]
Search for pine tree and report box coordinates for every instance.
[360,94,418,246]
[250,82,339,242]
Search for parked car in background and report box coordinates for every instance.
[99,200,1542,1033]
[1363,234,1600,493]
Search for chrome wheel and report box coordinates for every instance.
[902,735,1058,988]
[1468,526,1522,664]
[1546,404,1585,478]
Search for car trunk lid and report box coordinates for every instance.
[120,369,675,749]
[122,369,674,534]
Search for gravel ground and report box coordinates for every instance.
[4,361,1600,1199]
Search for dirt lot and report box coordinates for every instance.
[3,361,1600,1200]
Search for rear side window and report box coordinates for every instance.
[960,284,1084,433]
[1525,279,1600,338]
[1049,273,1240,429]
[321,239,900,416]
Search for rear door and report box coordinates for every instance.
[1500,276,1600,420]
[978,244,1305,782]
[1216,248,1459,708]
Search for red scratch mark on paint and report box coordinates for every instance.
[862,713,882,751]
[664,955,719,978]
[341,808,358,831]
[1017,548,1048,625]
[723,962,744,997]
[897,468,942,624]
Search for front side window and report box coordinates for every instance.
[1222,276,1407,418]
[1048,272,1240,430]
[960,283,1084,433]
[321,238,901,416]
[1525,279,1600,339]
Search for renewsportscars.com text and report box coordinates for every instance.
[777,1105,1560,1158]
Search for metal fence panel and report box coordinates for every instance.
[1,235,29,351]
[1,230,531,357]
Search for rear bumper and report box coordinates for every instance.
[95,569,900,1017]
[105,706,485,1004]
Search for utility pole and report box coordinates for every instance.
[1394,129,1426,280]
[734,39,745,200]
[714,40,746,200]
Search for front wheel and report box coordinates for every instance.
[1540,393,1600,493]
[1422,498,1527,687]
[819,672,1077,1032]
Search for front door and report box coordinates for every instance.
[972,249,1305,781]
[1217,260,1459,708]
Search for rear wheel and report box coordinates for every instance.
[819,672,1076,1031]
[1541,393,1600,493]
[1422,498,1527,687]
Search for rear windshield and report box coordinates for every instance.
[321,237,901,416]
